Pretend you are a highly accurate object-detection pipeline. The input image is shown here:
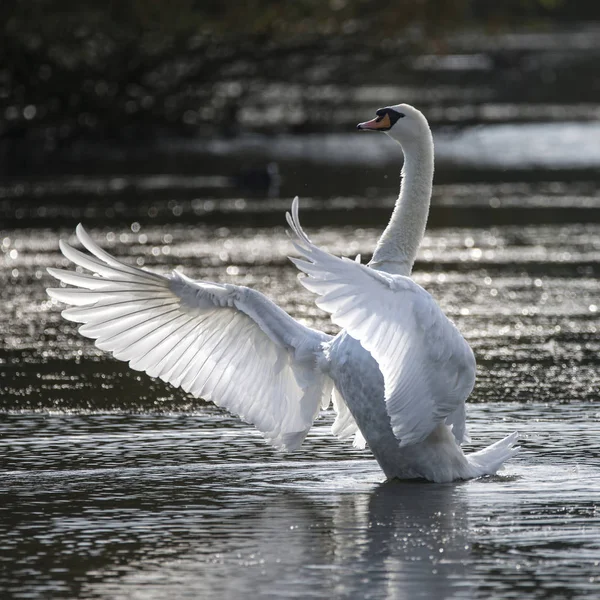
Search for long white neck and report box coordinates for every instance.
[368,132,434,276]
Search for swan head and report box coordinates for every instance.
[357,103,430,146]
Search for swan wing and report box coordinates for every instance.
[47,225,333,450]
[287,198,476,447]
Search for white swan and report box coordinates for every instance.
[47,103,519,483]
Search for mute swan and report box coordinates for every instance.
[47,103,519,483]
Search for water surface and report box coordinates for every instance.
[2,179,600,599]
[3,31,600,595]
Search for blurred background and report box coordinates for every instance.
[2,0,600,190]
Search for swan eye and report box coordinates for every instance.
[374,108,404,129]
[386,109,404,128]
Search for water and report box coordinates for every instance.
[2,174,600,598]
[2,28,600,597]
[0,406,597,600]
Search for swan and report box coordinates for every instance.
[46,103,519,483]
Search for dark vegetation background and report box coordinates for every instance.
[2,0,599,154]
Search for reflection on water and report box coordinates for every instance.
[193,122,600,170]
[89,480,472,600]
[1,405,599,600]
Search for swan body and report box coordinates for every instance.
[47,103,519,483]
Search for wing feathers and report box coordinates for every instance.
[48,224,333,450]
[287,197,476,447]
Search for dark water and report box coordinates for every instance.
[2,173,600,598]
[2,28,600,600]
[1,405,598,600]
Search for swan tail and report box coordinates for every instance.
[465,431,520,477]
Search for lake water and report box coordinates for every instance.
[2,164,600,598]
[2,27,600,598]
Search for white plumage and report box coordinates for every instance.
[287,200,476,448]
[48,225,331,450]
[47,103,519,482]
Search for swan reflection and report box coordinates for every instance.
[87,481,471,599]
[330,480,471,599]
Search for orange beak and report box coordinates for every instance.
[356,113,391,131]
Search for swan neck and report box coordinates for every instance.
[369,135,434,276]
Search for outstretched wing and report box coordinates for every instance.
[287,198,476,447]
[47,224,333,450]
